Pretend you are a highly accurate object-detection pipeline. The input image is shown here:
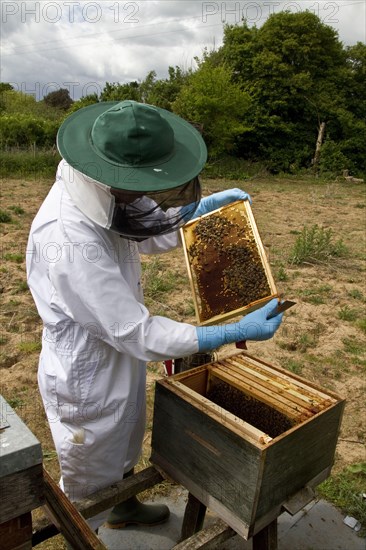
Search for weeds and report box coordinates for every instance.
[0,209,13,223]
[338,306,359,322]
[348,289,364,301]
[289,224,347,265]
[276,265,289,281]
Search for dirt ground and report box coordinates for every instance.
[0,174,365,547]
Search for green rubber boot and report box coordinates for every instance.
[105,469,170,529]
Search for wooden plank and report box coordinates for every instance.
[78,465,163,520]
[243,200,277,295]
[171,380,272,444]
[252,519,278,550]
[217,357,330,410]
[213,362,318,416]
[220,356,333,407]
[238,352,340,402]
[0,464,44,524]
[42,468,107,550]
[173,518,236,550]
[255,401,345,521]
[0,512,32,550]
[175,369,208,395]
[180,225,202,324]
[151,382,263,538]
[32,466,163,546]
[181,493,207,540]
[282,486,315,516]
[151,451,251,540]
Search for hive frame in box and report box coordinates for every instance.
[181,200,278,326]
[151,351,345,540]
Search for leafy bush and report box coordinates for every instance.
[289,224,347,264]
[318,140,350,175]
[0,115,59,147]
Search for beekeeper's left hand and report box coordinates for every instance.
[194,188,252,218]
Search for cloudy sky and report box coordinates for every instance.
[1,1,365,100]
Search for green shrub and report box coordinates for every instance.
[0,114,59,147]
[318,140,350,176]
[289,224,347,264]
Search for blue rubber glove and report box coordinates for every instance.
[196,299,283,352]
[193,188,252,218]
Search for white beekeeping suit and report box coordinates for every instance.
[26,168,199,528]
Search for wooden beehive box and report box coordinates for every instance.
[0,395,44,525]
[151,352,345,539]
[181,200,278,325]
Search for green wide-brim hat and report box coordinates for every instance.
[57,100,207,191]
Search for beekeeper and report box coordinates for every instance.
[26,100,283,532]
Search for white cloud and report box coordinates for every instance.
[1,1,365,99]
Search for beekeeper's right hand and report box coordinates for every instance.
[196,299,283,352]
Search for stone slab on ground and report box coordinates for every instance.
[99,489,365,550]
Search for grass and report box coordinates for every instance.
[7,397,25,409]
[18,341,42,353]
[0,147,61,179]
[356,319,366,334]
[14,280,29,293]
[142,258,186,317]
[142,258,176,296]
[8,205,25,215]
[299,284,333,305]
[278,330,319,353]
[318,464,366,533]
[283,358,303,375]
[342,336,366,355]
[289,224,348,265]
[3,252,24,263]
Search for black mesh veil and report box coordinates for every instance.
[110,177,201,240]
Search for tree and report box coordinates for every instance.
[221,12,350,171]
[100,81,141,102]
[0,83,15,113]
[145,66,189,111]
[66,94,99,115]
[43,88,73,111]
[173,61,250,157]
